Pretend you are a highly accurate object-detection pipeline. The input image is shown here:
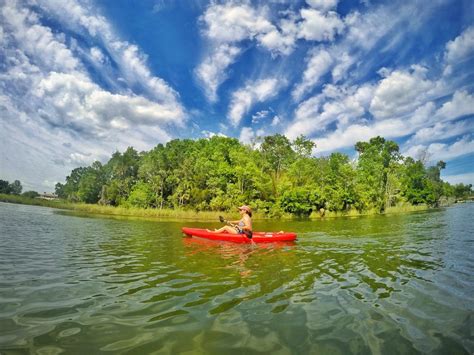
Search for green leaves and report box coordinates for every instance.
[54,135,465,215]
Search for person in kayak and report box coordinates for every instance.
[209,205,253,238]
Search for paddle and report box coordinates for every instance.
[219,215,235,227]
[219,215,252,239]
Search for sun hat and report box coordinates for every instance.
[238,205,252,213]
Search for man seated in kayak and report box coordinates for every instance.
[209,205,253,237]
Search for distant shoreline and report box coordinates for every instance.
[0,193,436,221]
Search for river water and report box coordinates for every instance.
[0,202,473,354]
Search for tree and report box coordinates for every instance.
[453,183,473,199]
[260,134,295,197]
[0,180,11,194]
[127,182,154,208]
[55,182,66,199]
[9,180,22,195]
[77,162,104,203]
[22,191,39,198]
[355,136,401,212]
[292,135,316,158]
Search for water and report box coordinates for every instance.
[0,202,473,354]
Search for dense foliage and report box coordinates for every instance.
[0,179,23,195]
[53,135,471,216]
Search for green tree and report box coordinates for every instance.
[292,135,316,158]
[9,180,22,195]
[77,161,104,203]
[22,191,39,198]
[453,183,473,199]
[260,134,295,197]
[0,180,11,194]
[127,182,154,208]
[355,136,401,212]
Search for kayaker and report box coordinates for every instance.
[209,205,253,238]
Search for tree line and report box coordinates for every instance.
[0,179,43,198]
[51,135,473,216]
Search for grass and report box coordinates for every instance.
[1,193,431,221]
[0,194,267,220]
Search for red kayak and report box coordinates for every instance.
[182,227,297,243]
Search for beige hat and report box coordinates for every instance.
[238,205,252,213]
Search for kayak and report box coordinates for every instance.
[182,227,297,243]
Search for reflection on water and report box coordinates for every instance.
[0,202,473,354]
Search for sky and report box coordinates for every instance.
[0,0,473,192]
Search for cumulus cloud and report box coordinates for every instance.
[90,46,105,64]
[0,0,185,191]
[286,83,375,139]
[298,8,344,41]
[1,2,80,73]
[369,65,437,120]
[228,77,285,126]
[290,1,426,102]
[436,90,474,121]
[239,127,256,145]
[239,126,265,145]
[35,72,185,135]
[196,1,345,102]
[408,120,474,144]
[403,136,474,163]
[443,26,474,75]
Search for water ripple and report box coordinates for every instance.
[0,202,473,353]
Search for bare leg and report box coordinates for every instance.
[211,226,239,234]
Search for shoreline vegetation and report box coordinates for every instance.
[2,135,473,221]
[0,192,442,221]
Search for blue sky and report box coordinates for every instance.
[0,0,473,192]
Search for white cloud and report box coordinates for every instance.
[436,90,474,121]
[292,49,333,101]
[201,130,227,138]
[36,0,183,107]
[408,120,474,144]
[331,51,354,82]
[0,0,186,192]
[239,127,256,145]
[369,65,436,120]
[306,0,339,11]
[239,126,265,145]
[196,2,346,101]
[314,118,410,153]
[287,83,375,139]
[443,26,474,75]
[35,72,185,135]
[252,110,270,124]
[298,8,344,41]
[228,78,285,126]
[201,3,273,43]
[1,2,80,73]
[403,136,474,163]
[196,3,296,101]
[271,115,281,126]
[442,172,474,186]
[90,46,105,63]
[195,44,241,102]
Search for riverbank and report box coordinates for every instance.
[1,193,434,220]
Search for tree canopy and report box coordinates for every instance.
[52,135,471,216]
